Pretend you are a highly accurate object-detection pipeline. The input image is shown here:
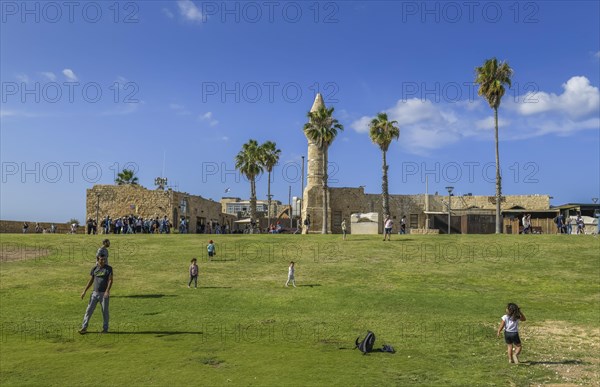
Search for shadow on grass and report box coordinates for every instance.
[298,284,321,287]
[206,258,237,262]
[526,359,586,365]
[199,286,232,289]
[103,331,203,336]
[114,294,177,299]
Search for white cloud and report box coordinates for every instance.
[475,116,510,130]
[594,51,600,59]
[40,72,57,81]
[350,116,372,133]
[162,8,175,19]
[177,0,203,22]
[169,103,191,115]
[351,99,465,155]
[221,136,229,141]
[62,69,78,81]
[100,101,143,116]
[15,73,29,83]
[511,76,599,119]
[199,112,218,126]
[349,77,599,155]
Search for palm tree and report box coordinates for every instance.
[115,169,139,185]
[369,112,400,218]
[259,141,281,229]
[303,106,344,234]
[235,139,264,232]
[475,57,513,234]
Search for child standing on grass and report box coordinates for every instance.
[207,240,216,260]
[285,261,296,287]
[497,303,527,364]
[188,258,198,288]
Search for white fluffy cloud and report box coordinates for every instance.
[177,0,203,22]
[350,76,599,155]
[511,76,599,119]
[40,72,57,81]
[62,69,78,81]
[199,112,218,126]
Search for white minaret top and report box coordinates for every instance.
[310,93,325,112]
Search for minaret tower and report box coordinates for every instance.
[301,93,330,233]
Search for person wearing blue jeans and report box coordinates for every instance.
[79,256,113,334]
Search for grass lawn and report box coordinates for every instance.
[1,233,598,386]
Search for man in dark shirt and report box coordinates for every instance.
[78,256,113,334]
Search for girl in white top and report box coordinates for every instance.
[285,261,296,287]
[497,303,527,364]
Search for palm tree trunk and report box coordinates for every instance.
[267,170,272,230]
[382,150,390,217]
[250,177,257,233]
[322,145,329,234]
[494,107,502,234]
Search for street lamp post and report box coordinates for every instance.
[300,156,305,226]
[267,194,273,231]
[445,186,454,234]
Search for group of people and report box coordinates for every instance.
[78,239,530,366]
[99,215,172,235]
[553,213,586,235]
[22,222,57,234]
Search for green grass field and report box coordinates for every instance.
[1,233,598,386]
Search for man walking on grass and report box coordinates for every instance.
[79,256,113,334]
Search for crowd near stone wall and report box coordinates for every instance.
[0,220,77,234]
[85,185,237,234]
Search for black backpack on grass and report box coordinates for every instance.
[355,331,376,354]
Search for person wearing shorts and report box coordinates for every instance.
[497,303,527,364]
[383,215,393,241]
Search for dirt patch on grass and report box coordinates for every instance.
[525,320,599,386]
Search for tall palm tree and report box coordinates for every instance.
[115,169,139,185]
[369,112,400,218]
[235,139,264,232]
[303,106,344,234]
[475,57,513,234]
[259,141,281,229]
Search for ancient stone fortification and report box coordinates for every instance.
[0,220,77,234]
[325,187,551,233]
[300,94,551,234]
[86,185,236,233]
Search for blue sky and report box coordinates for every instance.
[1,0,599,222]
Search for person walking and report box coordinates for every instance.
[285,261,296,287]
[188,258,198,288]
[207,240,216,260]
[383,215,393,241]
[303,215,311,233]
[497,303,526,364]
[341,219,347,240]
[400,215,407,235]
[78,256,113,334]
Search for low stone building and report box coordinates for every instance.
[86,185,237,233]
[312,186,551,234]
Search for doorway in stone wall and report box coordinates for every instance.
[196,217,205,233]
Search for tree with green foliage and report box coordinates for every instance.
[235,139,264,231]
[475,57,513,233]
[259,141,281,229]
[369,112,400,218]
[115,169,139,185]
